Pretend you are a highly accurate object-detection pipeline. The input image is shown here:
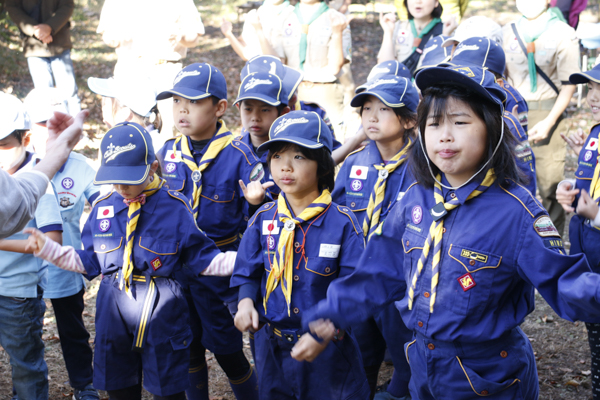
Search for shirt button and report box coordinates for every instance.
[350,202,356,207]
[424,292,430,298]
[183,340,187,346]
[442,228,446,233]
[100,244,106,250]
[293,275,299,282]
[294,242,300,248]
[244,216,249,221]
[406,240,410,246]
[213,194,219,200]
[418,321,423,327]
[427,343,435,350]
[500,351,508,358]
[450,192,456,199]
[481,390,489,395]
[293,307,299,314]
[324,267,331,273]
[469,260,476,266]
[579,171,583,176]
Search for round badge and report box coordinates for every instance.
[285,28,293,36]
[510,40,518,51]
[411,205,423,225]
[284,220,295,231]
[61,177,74,190]
[351,179,363,192]
[165,162,177,173]
[267,236,276,250]
[379,170,389,179]
[585,150,593,162]
[99,219,111,232]
[192,170,202,182]
[397,36,406,44]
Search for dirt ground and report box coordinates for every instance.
[1,0,600,399]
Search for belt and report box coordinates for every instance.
[527,99,556,111]
[214,234,241,248]
[266,323,303,345]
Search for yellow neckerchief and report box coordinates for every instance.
[172,120,233,219]
[363,138,412,239]
[408,169,496,313]
[121,174,165,296]
[590,157,600,203]
[264,189,332,316]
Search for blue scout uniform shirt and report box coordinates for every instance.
[156,123,265,250]
[504,111,537,195]
[0,152,62,298]
[230,199,365,329]
[303,175,600,342]
[500,79,529,132]
[39,152,100,298]
[78,187,222,278]
[238,132,282,199]
[573,123,600,197]
[332,140,414,223]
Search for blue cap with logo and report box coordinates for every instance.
[257,110,333,153]
[570,63,600,84]
[351,75,419,113]
[235,72,284,106]
[241,55,303,103]
[356,61,412,93]
[95,122,155,185]
[417,35,452,71]
[415,65,506,107]
[157,63,227,101]
[442,37,506,77]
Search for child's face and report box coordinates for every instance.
[361,96,405,145]
[271,146,319,199]
[173,95,226,139]
[407,0,439,20]
[113,161,159,199]
[0,133,28,174]
[424,97,487,187]
[240,99,281,142]
[587,81,600,122]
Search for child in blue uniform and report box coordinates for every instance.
[231,111,370,400]
[332,75,418,400]
[155,63,259,400]
[25,122,236,400]
[556,63,600,399]
[301,65,600,400]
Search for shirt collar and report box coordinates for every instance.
[440,173,489,205]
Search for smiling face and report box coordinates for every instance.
[270,145,320,202]
[407,0,439,22]
[588,81,600,122]
[424,96,488,187]
[173,95,226,141]
[239,99,284,146]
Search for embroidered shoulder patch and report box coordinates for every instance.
[250,163,265,182]
[533,216,560,238]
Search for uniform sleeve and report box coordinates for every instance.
[515,211,600,323]
[230,216,266,304]
[556,27,580,84]
[180,210,224,275]
[36,189,63,234]
[44,0,74,35]
[341,21,352,62]
[336,212,365,279]
[76,213,102,279]
[302,203,408,331]
[83,163,100,204]
[332,163,348,206]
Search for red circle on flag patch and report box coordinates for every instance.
[356,169,362,176]
[268,224,274,231]
[103,209,109,215]
[171,154,175,159]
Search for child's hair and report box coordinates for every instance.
[10,130,28,145]
[240,99,288,115]
[404,0,443,19]
[359,103,417,143]
[211,96,221,106]
[111,97,163,132]
[409,84,526,188]
[267,142,335,191]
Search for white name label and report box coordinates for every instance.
[319,244,341,258]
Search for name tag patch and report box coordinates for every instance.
[457,272,476,292]
[460,249,488,263]
[97,206,114,219]
[262,220,280,235]
[319,244,340,258]
[544,238,564,249]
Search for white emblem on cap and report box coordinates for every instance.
[104,143,137,162]
[244,77,273,91]
[367,78,398,90]
[284,220,295,231]
[173,70,200,85]
[273,117,309,136]
[453,44,480,57]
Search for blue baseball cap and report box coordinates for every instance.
[416,35,452,71]
[235,72,284,106]
[95,122,155,185]
[351,75,419,113]
[241,55,303,103]
[415,65,506,107]
[570,63,600,84]
[257,110,333,153]
[355,61,412,93]
[157,63,227,101]
[442,37,506,77]
[88,75,157,117]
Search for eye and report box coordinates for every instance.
[427,121,439,127]
[363,106,370,111]
[294,154,305,160]
[173,98,180,103]
[272,154,280,159]
[381,107,389,112]
[190,100,197,104]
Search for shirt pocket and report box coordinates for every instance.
[440,244,502,316]
[200,185,238,235]
[136,236,179,274]
[93,236,124,268]
[402,230,426,284]
[345,182,370,212]
[303,256,338,302]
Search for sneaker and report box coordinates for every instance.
[373,391,411,400]
[73,383,100,400]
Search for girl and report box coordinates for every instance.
[301,65,600,399]
[230,110,370,400]
[378,0,449,75]
[25,122,236,400]
[332,75,418,400]
[556,63,600,399]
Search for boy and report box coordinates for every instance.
[155,63,260,400]
[0,93,63,400]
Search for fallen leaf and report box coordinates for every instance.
[582,370,592,376]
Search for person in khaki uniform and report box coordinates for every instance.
[503,0,579,235]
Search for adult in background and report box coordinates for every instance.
[503,0,579,235]
[6,0,81,115]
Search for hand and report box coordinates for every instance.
[291,332,330,362]
[234,298,260,332]
[23,228,47,254]
[221,18,233,36]
[560,128,586,156]
[528,118,555,144]
[309,318,336,341]
[33,24,52,41]
[556,181,579,213]
[379,12,396,34]
[576,189,600,220]
[239,179,274,206]
[511,104,519,119]
[246,9,262,31]
[329,11,348,35]
[442,16,458,36]
[46,110,89,153]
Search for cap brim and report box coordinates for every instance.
[350,91,405,108]
[441,37,459,48]
[0,129,14,140]
[94,164,151,185]
[156,88,212,101]
[570,71,600,84]
[415,67,505,106]
[88,77,117,98]
[257,137,327,154]
[234,94,281,107]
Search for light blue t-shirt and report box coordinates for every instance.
[0,153,63,298]
[43,152,100,299]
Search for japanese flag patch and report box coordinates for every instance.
[164,150,182,162]
[97,206,114,219]
[350,165,368,180]
[533,216,560,237]
[586,137,598,151]
[263,220,280,235]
